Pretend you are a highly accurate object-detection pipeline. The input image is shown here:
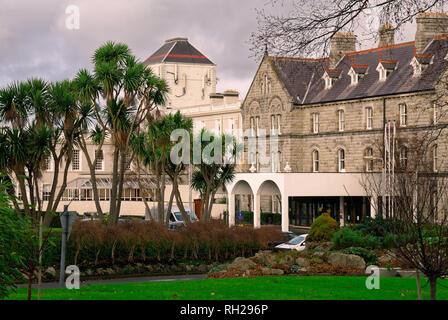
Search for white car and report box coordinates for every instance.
[275,234,308,251]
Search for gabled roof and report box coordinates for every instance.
[269,37,448,105]
[144,38,214,66]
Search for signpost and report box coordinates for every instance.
[59,205,78,287]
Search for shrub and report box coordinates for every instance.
[341,247,378,265]
[332,228,381,249]
[306,213,339,242]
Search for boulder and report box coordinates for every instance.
[85,269,94,276]
[144,265,153,273]
[312,251,326,259]
[279,255,295,266]
[96,268,106,275]
[197,264,209,273]
[328,253,366,269]
[296,257,310,267]
[378,252,397,265]
[270,269,284,276]
[105,268,115,275]
[44,267,56,279]
[314,242,333,252]
[255,251,277,265]
[229,257,257,272]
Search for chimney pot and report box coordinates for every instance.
[329,33,357,68]
[379,24,395,47]
[415,12,448,54]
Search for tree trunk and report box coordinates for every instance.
[114,149,127,223]
[430,277,437,300]
[109,144,120,223]
[165,187,175,225]
[416,269,422,300]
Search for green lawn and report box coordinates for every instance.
[7,276,448,300]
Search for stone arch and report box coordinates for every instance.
[269,96,284,113]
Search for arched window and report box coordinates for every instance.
[313,150,319,172]
[338,149,346,172]
[365,147,374,172]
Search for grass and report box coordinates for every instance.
[6,276,448,300]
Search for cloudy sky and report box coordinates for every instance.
[0,1,416,98]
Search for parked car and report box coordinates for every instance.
[275,234,308,251]
[145,205,198,229]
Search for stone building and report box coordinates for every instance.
[227,12,448,231]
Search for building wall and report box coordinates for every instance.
[241,55,448,175]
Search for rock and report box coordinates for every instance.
[397,269,425,278]
[229,257,257,272]
[314,242,333,252]
[378,252,397,265]
[312,251,326,258]
[198,264,209,273]
[105,268,115,275]
[296,257,310,267]
[270,269,284,276]
[96,268,105,275]
[44,267,56,279]
[279,255,295,266]
[185,265,193,272]
[261,267,272,276]
[328,253,366,269]
[255,251,277,265]
[85,269,94,276]
[144,265,153,272]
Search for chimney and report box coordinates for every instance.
[223,90,239,105]
[329,33,357,68]
[379,24,395,47]
[415,12,448,54]
[210,93,224,105]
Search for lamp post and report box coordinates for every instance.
[58,205,77,287]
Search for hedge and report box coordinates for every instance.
[41,220,286,268]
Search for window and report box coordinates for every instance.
[95,150,104,171]
[312,150,319,172]
[215,119,221,135]
[277,114,282,135]
[256,116,260,136]
[338,149,346,172]
[42,184,51,201]
[399,147,408,168]
[271,151,281,173]
[72,150,80,171]
[271,115,276,135]
[338,110,345,132]
[256,152,260,172]
[250,117,255,137]
[434,102,440,124]
[433,144,438,172]
[365,148,374,172]
[125,153,132,170]
[366,107,373,130]
[313,113,319,134]
[400,104,407,127]
[44,155,53,171]
[324,76,333,89]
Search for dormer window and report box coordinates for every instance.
[322,69,341,89]
[376,57,397,81]
[411,48,433,77]
[348,66,368,85]
[348,57,368,86]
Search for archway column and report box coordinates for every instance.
[254,193,261,229]
[281,193,289,232]
[228,191,235,227]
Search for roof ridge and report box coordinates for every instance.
[346,41,415,56]
[162,41,177,63]
[270,56,329,62]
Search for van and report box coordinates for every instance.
[145,205,199,229]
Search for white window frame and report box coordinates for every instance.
[271,115,276,135]
[338,110,345,132]
[42,184,51,201]
[338,149,346,172]
[433,144,438,173]
[250,117,255,137]
[366,107,373,130]
[277,114,282,135]
[95,149,105,171]
[313,113,319,134]
[44,155,54,172]
[256,116,260,136]
[400,103,408,127]
[312,150,319,173]
[365,148,373,172]
[215,119,222,135]
[400,147,408,168]
[71,149,81,171]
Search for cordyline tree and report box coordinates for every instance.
[251,0,448,58]
[130,111,193,225]
[191,129,239,221]
[362,123,448,300]
[0,79,90,226]
[73,41,169,224]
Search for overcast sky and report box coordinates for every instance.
[0,0,416,98]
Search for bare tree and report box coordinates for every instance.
[251,0,447,58]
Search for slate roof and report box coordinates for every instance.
[270,36,448,105]
[144,38,214,66]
